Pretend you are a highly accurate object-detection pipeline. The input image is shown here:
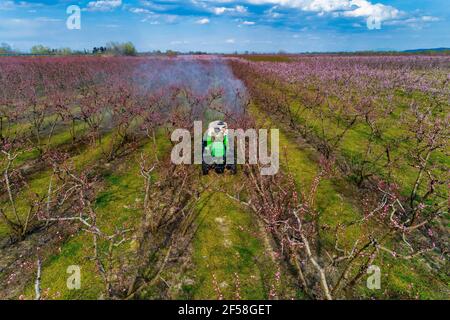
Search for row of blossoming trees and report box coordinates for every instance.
[0,56,230,298]
[229,55,449,299]
[0,54,447,299]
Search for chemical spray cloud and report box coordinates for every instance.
[171,121,279,176]
[135,56,247,117]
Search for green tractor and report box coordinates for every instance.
[202,121,237,175]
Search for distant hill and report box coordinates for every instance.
[403,47,450,54]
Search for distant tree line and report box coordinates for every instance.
[103,42,137,56]
[3,41,447,57]
[92,46,107,54]
[30,42,137,56]
[0,43,17,54]
[0,42,139,56]
[30,45,77,55]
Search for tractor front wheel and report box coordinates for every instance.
[215,165,225,174]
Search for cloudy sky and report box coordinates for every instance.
[1,0,449,52]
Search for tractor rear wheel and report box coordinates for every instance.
[202,163,209,175]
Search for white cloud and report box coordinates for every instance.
[421,16,439,22]
[196,18,210,24]
[130,8,152,14]
[35,17,62,22]
[140,13,179,24]
[164,14,179,23]
[247,0,401,21]
[225,38,236,43]
[302,0,353,12]
[0,1,43,10]
[213,7,226,15]
[170,40,190,45]
[384,15,440,28]
[213,5,247,15]
[342,0,400,21]
[86,0,122,12]
[265,6,282,18]
[0,0,15,10]
[247,0,347,11]
[129,7,152,14]
[242,21,256,25]
[0,18,35,27]
[140,0,175,11]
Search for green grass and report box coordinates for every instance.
[188,175,280,300]
[250,95,449,299]
[257,80,448,200]
[0,130,111,239]
[6,90,446,300]
[359,253,450,299]
[21,134,171,299]
[250,104,362,246]
[0,123,88,239]
[14,122,86,166]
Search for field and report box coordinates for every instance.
[0,54,448,300]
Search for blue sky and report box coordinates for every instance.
[0,0,449,52]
